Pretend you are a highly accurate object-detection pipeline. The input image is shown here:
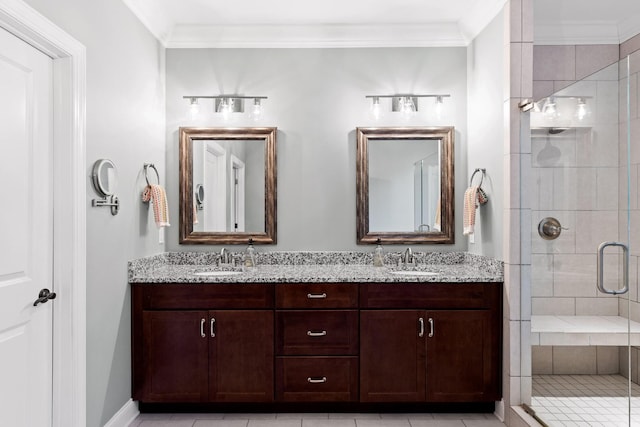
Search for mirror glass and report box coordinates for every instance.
[357,127,454,244]
[92,159,118,196]
[179,127,277,244]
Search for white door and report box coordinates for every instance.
[0,26,53,427]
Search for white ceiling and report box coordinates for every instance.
[122,0,640,48]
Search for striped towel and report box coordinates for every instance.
[142,184,170,228]
[463,186,479,236]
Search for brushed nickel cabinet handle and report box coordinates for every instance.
[307,377,327,383]
[307,293,327,299]
[307,330,327,337]
[210,318,216,337]
[418,317,424,337]
[200,318,206,338]
[428,318,434,338]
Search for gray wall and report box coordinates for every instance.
[466,12,505,260]
[22,0,166,425]
[166,47,469,251]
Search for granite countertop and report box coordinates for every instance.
[128,251,503,284]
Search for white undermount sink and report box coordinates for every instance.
[193,270,243,277]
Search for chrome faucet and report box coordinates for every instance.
[220,247,230,264]
[403,247,414,264]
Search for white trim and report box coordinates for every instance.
[166,23,468,48]
[0,2,86,427]
[103,399,139,427]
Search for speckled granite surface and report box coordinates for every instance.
[128,251,503,284]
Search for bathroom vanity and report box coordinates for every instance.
[130,252,503,410]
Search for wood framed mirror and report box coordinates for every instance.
[356,126,454,244]
[179,127,277,244]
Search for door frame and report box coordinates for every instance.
[0,1,86,426]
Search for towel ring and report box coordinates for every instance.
[469,168,486,187]
[144,163,160,186]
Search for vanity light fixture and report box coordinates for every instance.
[536,95,592,121]
[365,94,450,117]
[183,95,268,120]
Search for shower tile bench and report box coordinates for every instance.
[531,315,640,346]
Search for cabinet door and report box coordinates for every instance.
[360,310,426,402]
[425,310,499,402]
[139,310,209,402]
[210,310,274,402]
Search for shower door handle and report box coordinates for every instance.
[597,241,629,295]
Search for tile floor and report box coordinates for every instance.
[127,412,505,427]
[531,374,640,426]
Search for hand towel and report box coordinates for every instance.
[142,184,170,228]
[463,186,479,237]
[433,197,441,231]
[193,200,198,224]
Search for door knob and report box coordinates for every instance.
[33,288,57,306]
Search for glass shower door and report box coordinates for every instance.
[529,50,637,426]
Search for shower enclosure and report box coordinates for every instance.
[527,49,639,425]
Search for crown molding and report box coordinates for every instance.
[165,23,468,48]
[458,0,507,43]
[121,0,172,45]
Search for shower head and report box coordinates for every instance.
[548,127,569,134]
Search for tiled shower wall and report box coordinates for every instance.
[530,43,640,376]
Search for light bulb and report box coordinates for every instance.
[251,98,263,121]
[542,97,558,119]
[370,97,381,120]
[189,98,199,119]
[402,97,416,119]
[217,98,232,121]
[435,96,444,119]
[575,98,588,121]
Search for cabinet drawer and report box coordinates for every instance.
[276,310,358,355]
[135,284,274,309]
[276,356,358,402]
[276,284,358,308]
[360,283,499,309]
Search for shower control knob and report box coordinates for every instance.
[538,217,567,240]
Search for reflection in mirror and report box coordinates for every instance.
[191,140,265,233]
[357,127,454,244]
[179,127,277,244]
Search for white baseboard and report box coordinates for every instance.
[103,399,139,427]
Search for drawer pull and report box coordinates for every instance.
[200,318,206,338]
[307,330,327,337]
[307,293,327,299]
[210,318,216,338]
[307,376,327,384]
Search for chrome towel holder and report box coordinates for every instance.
[469,168,486,187]
[144,163,160,186]
[469,168,488,205]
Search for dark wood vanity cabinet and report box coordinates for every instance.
[132,281,501,406]
[359,283,502,403]
[132,284,274,403]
